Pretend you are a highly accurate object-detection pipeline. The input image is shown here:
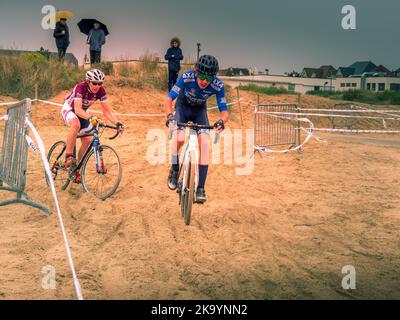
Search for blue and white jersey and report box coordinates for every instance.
[167,70,228,112]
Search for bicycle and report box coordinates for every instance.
[170,121,219,225]
[46,122,122,200]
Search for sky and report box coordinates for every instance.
[0,0,399,74]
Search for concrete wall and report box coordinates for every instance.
[220,75,334,94]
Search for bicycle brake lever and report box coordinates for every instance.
[168,121,177,140]
[214,132,220,144]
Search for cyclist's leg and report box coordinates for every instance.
[171,99,187,171]
[168,99,187,190]
[77,118,93,163]
[61,104,81,166]
[195,106,210,203]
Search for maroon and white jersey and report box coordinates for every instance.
[64,82,107,111]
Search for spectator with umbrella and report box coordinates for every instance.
[53,11,74,61]
[78,19,109,65]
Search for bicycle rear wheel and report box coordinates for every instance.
[181,153,196,225]
[46,141,69,189]
[81,145,122,200]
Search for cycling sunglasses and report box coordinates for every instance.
[91,81,103,86]
[198,73,213,82]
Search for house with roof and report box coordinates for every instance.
[301,68,322,78]
[336,67,355,77]
[301,65,337,78]
[372,64,393,76]
[0,49,78,66]
[334,61,400,91]
[219,67,250,77]
[346,61,376,76]
[394,68,400,77]
[336,61,394,78]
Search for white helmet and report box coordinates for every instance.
[86,69,105,82]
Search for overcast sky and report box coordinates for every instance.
[0,0,399,73]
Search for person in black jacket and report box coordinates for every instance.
[53,18,70,60]
[164,37,184,91]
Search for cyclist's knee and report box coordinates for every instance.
[198,133,210,146]
[69,119,81,132]
[176,130,186,144]
[81,136,91,145]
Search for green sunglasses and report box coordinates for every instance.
[198,73,213,81]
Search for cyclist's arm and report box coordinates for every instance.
[220,110,229,123]
[74,99,91,120]
[165,96,174,115]
[216,86,229,124]
[100,101,119,125]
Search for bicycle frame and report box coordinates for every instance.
[75,131,100,171]
[70,125,110,174]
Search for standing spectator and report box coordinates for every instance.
[165,37,184,92]
[87,22,106,65]
[53,18,70,61]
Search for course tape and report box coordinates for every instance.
[0,101,20,106]
[313,128,400,134]
[299,108,400,114]
[256,111,400,121]
[25,118,84,300]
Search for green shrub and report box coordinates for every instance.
[306,90,343,100]
[117,62,138,78]
[306,89,400,105]
[238,84,296,95]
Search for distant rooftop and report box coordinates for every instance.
[348,61,376,76]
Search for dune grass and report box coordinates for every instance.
[0,52,83,100]
[115,51,168,90]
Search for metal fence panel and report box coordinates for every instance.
[0,99,50,215]
[254,104,300,149]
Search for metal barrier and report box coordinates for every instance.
[254,104,300,152]
[0,99,50,215]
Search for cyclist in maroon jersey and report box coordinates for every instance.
[61,69,124,182]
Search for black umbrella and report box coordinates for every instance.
[77,19,109,36]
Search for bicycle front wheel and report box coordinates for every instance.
[182,153,196,225]
[81,145,122,200]
[46,141,69,189]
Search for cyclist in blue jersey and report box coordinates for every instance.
[165,55,229,203]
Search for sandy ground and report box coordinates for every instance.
[0,88,399,299]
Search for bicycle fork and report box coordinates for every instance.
[93,139,107,174]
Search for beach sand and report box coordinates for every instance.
[0,88,399,299]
